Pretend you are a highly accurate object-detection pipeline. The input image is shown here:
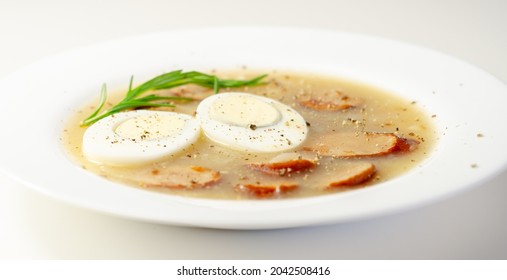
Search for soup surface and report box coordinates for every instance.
[62,70,436,199]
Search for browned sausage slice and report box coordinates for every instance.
[235,183,298,198]
[247,152,317,176]
[140,165,221,189]
[303,131,418,157]
[247,152,318,176]
[298,91,362,111]
[327,162,376,188]
[248,159,315,176]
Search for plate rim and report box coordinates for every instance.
[1,27,507,229]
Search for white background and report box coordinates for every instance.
[0,0,506,259]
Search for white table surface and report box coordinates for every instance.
[1,0,506,259]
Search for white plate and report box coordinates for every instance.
[1,27,507,229]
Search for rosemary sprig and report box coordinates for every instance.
[81,70,267,126]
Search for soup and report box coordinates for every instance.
[62,69,436,199]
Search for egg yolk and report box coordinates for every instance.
[209,95,281,127]
[115,114,186,141]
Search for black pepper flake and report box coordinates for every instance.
[249,124,257,130]
[306,121,311,127]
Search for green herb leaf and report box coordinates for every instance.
[81,84,107,125]
[80,70,267,126]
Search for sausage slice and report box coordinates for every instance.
[247,152,317,176]
[235,183,298,198]
[139,165,221,189]
[303,131,418,157]
[327,162,376,188]
[298,90,362,111]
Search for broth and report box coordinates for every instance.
[62,70,436,199]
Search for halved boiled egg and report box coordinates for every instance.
[82,110,200,165]
[196,92,308,152]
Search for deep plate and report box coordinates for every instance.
[1,27,507,229]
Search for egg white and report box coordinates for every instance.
[82,110,200,166]
[196,92,308,153]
